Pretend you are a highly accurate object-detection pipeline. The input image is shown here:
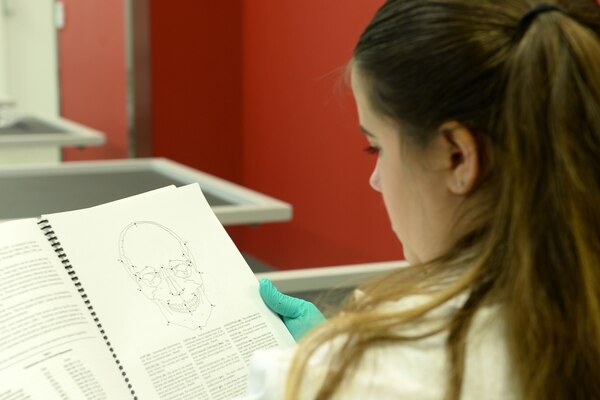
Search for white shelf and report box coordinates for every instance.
[0,157,293,226]
[255,260,409,292]
[0,112,105,147]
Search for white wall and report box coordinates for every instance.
[2,0,59,114]
[0,6,9,99]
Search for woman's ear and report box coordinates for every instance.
[436,121,480,195]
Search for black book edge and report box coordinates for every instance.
[37,219,138,400]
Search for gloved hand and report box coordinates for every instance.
[259,278,326,341]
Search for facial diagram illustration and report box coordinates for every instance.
[118,221,214,329]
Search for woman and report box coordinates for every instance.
[245,0,600,398]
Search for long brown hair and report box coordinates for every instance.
[286,1,600,399]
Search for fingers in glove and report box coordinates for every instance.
[259,278,305,319]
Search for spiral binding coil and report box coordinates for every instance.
[38,219,137,399]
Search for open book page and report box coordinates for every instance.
[0,218,132,399]
[45,184,295,400]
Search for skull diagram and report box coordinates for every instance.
[118,221,214,329]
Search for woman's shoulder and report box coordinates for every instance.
[243,295,517,399]
[378,293,519,398]
[357,293,517,399]
[463,303,519,399]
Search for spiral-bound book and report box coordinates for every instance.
[0,184,295,399]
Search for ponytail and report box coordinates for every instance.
[500,8,600,398]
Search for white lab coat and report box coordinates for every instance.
[241,294,519,399]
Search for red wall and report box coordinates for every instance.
[149,1,244,184]
[58,0,129,161]
[239,1,403,268]
[60,1,404,269]
[151,1,404,268]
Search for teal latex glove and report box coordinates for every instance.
[259,278,326,341]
